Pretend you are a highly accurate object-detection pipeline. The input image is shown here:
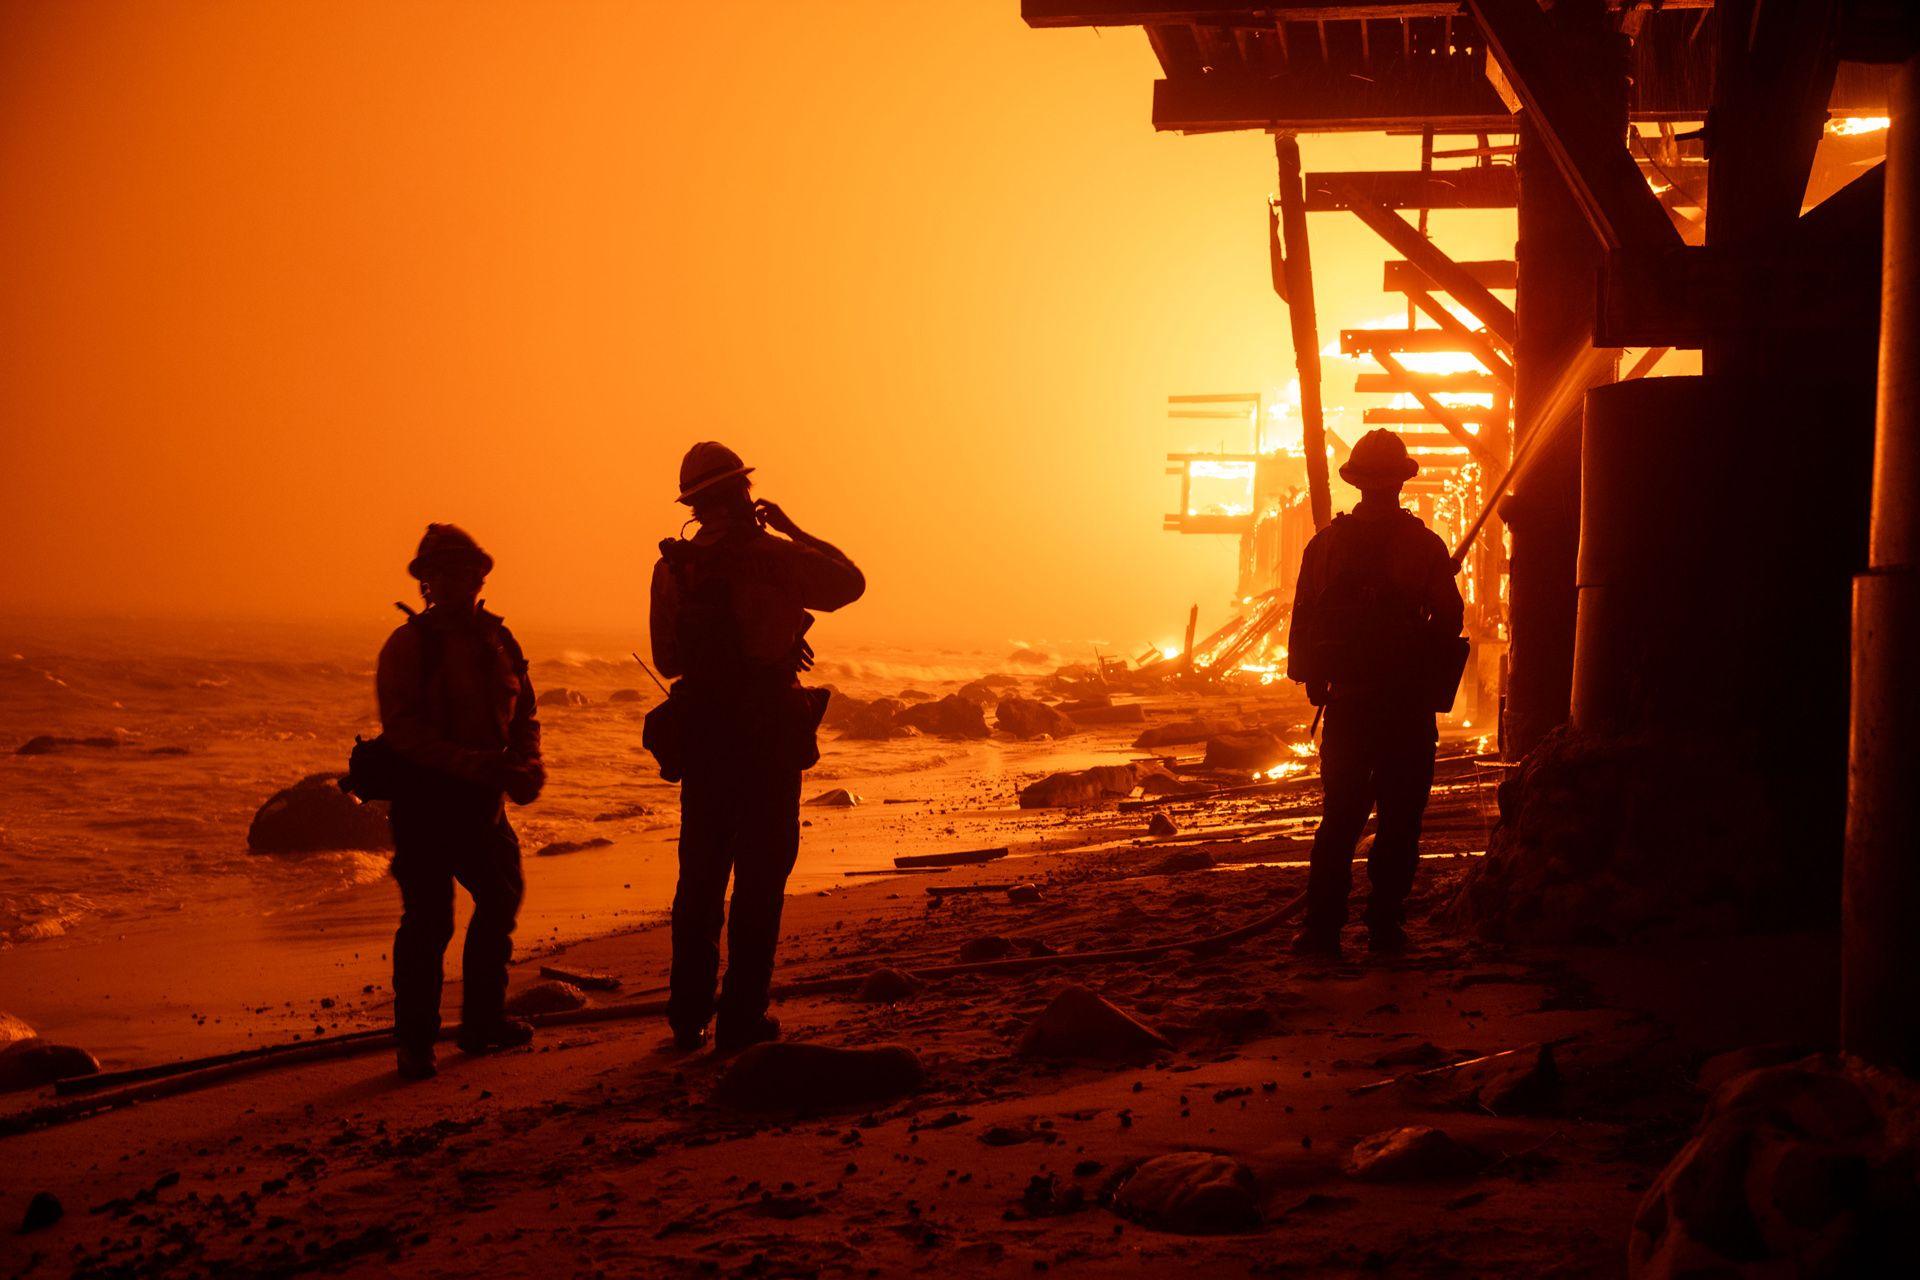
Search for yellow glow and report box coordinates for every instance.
[1827,116,1890,137]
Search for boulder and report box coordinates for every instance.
[714,1042,924,1111]
[898,695,990,740]
[1006,884,1043,904]
[818,688,864,728]
[855,968,921,1003]
[608,688,645,703]
[841,698,912,740]
[1060,693,1113,714]
[1630,1053,1920,1279]
[534,837,613,858]
[504,981,588,1016]
[1149,848,1213,875]
[247,774,392,854]
[806,788,861,807]
[896,688,935,703]
[1018,765,1140,809]
[16,735,121,756]
[1344,1126,1482,1181]
[1147,812,1179,836]
[955,679,1003,708]
[0,1039,100,1093]
[20,1191,62,1234]
[537,687,589,708]
[995,696,1077,740]
[1204,730,1287,772]
[1006,647,1053,668]
[958,935,1014,963]
[1470,1043,1560,1116]
[1112,1152,1261,1235]
[1016,985,1170,1062]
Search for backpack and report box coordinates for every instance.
[339,606,444,802]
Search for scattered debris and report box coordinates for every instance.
[1630,1053,1920,1279]
[538,965,621,991]
[1019,765,1142,809]
[1344,1126,1483,1181]
[1016,985,1170,1062]
[959,936,1015,963]
[1111,1152,1261,1234]
[534,837,614,858]
[806,788,862,807]
[1148,848,1213,875]
[895,847,1007,869]
[1203,729,1287,772]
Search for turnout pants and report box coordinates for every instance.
[1303,698,1437,937]
[669,759,803,1037]
[389,799,523,1051]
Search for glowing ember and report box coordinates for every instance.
[1827,116,1890,137]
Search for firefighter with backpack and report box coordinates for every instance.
[369,524,545,1080]
[1286,430,1466,958]
[647,442,864,1053]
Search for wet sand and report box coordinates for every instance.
[0,719,1838,1278]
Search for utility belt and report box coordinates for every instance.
[643,670,830,782]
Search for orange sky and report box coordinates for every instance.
[0,2,1515,653]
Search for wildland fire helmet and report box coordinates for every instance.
[1338,428,1420,487]
[676,441,755,505]
[408,523,494,580]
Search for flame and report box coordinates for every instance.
[1259,761,1307,781]
[1827,116,1890,137]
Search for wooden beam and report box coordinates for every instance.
[1363,406,1505,425]
[1022,0,1710,25]
[1152,68,1509,134]
[1372,351,1502,468]
[1384,259,1515,292]
[1354,370,1500,394]
[1276,134,1334,530]
[1304,167,1518,211]
[1405,289,1517,386]
[1340,328,1488,355]
[1466,0,1684,256]
[1336,179,1517,344]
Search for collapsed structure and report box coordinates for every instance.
[1023,0,1920,1076]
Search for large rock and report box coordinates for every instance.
[841,697,914,740]
[1006,647,1053,668]
[1016,985,1169,1062]
[608,688,645,704]
[1448,727,1795,943]
[898,695,990,740]
[537,687,590,707]
[995,696,1077,740]
[247,774,392,854]
[504,981,587,1016]
[955,679,1004,708]
[1203,730,1287,772]
[806,788,861,807]
[1344,1126,1482,1181]
[0,1039,100,1093]
[1630,1053,1920,1279]
[16,735,122,756]
[714,1042,924,1111]
[1018,765,1140,809]
[1112,1152,1261,1235]
[855,968,921,1003]
[535,836,613,858]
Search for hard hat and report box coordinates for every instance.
[407,523,494,579]
[676,441,755,505]
[1338,429,1420,486]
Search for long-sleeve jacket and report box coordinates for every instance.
[649,517,865,681]
[376,607,540,791]
[1287,501,1464,701]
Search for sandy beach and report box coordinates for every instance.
[0,687,1839,1278]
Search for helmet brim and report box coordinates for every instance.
[676,465,755,504]
[1338,457,1420,486]
[408,549,494,579]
